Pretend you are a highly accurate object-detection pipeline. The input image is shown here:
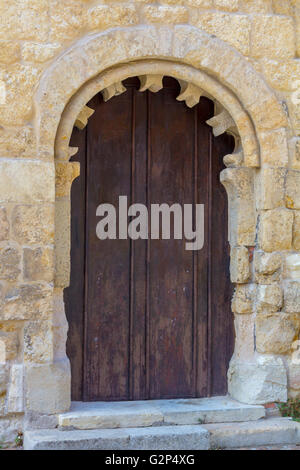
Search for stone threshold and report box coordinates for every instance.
[58,396,265,430]
[24,418,300,450]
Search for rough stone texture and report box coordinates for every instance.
[1,283,52,322]
[12,205,54,245]
[22,42,61,63]
[228,356,288,404]
[143,6,189,24]
[0,246,20,281]
[284,281,300,313]
[256,314,300,354]
[55,162,80,198]
[0,207,9,241]
[0,415,23,446]
[256,284,283,313]
[0,41,20,65]
[194,12,251,55]
[88,5,139,30]
[25,360,71,414]
[0,331,18,362]
[58,397,265,430]
[285,253,300,280]
[230,246,250,284]
[259,168,286,210]
[251,15,295,59]
[259,209,293,252]
[0,64,41,126]
[24,425,211,450]
[204,418,300,449]
[254,251,282,284]
[0,161,55,203]
[259,128,289,167]
[0,0,298,443]
[293,211,300,250]
[7,364,23,413]
[286,171,300,209]
[23,247,54,283]
[232,284,256,314]
[24,320,53,363]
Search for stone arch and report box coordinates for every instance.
[35,25,291,407]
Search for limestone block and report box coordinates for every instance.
[284,281,300,313]
[286,170,300,209]
[256,284,283,313]
[256,313,300,354]
[53,289,69,361]
[25,360,71,414]
[22,42,61,63]
[0,332,18,362]
[206,109,235,137]
[232,284,256,314]
[240,0,272,13]
[139,75,164,93]
[23,247,54,283]
[1,283,52,322]
[24,320,53,364]
[0,125,36,159]
[0,64,41,126]
[254,251,282,284]
[293,211,300,250]
[0,161,55,203]
[214,0,239,11]
[258,168,286,210]
[0,41,20,65]
[186,0,212,6]
[249,95,287,131]
[0,364,7,395]
[259,208,293,252]
[233,314,255,361]
[296,5,300,58]
[288,360,300,396]
[55,198,71,288]
[74,106,94,130]
[251,15,295,59]
[0,415,23,447]
[143,6,189,24]
[259,128,289,167]
[272,0,294,16]
[55,162,80,198]
[0,0,49,41]
[101,82,126,102]
[7,365,23,413]
[12,205,54,245]
[220,168,256,246]
[88,5,138,30]
[260,59,300,92]
[0,207,9,241]
[194,12,251,55]
[228,355,287,404]
[0,246,20,281]
[49,0,86,42]
[176,81,203,108]
[230,247,250,284]
[285,253,300,280]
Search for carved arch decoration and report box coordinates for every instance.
[33,25,290,406]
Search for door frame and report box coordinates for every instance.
[32,27,289,413]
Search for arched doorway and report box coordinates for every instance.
[64,77,235,402]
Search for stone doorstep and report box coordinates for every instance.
[23,418,300,450]
[58,396,265,430]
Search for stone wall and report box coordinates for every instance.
[0,0,299,444]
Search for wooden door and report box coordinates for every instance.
[64,77,235,402]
